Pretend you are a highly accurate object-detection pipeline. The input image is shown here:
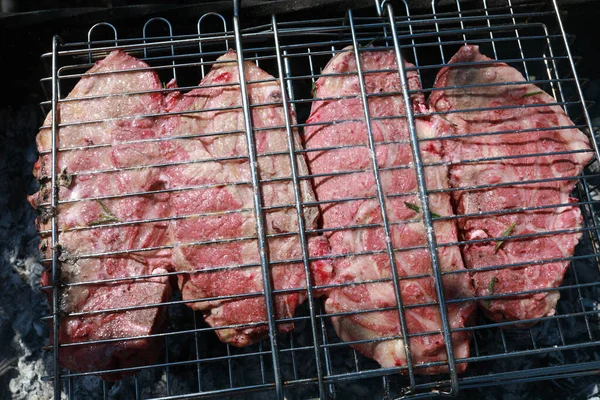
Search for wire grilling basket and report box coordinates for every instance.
[37,0,600,398]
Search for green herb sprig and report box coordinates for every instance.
[486,276,498,308]
[88,200,120,227]
[439,114,457,127]
[494,221,517,253]
[404,201,441,218]
[522,91,543,98]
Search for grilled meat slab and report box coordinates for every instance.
[163,50,332,347]
[429,45,593,322]
[30,50,172,380]
[305,48,475,374]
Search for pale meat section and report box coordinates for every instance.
[305,48,475,374]
[429,45,593,322]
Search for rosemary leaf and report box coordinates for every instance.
[96,199,112,215]
[87,216,120,227]
[488,276,498,293]
[522,91,543,98]
[486,277,498,309]
[405,201,441,218]
[404,202,420,213]
[91,200,120,226]
[494,221,517,253]
[362,36,380,48]
[439,114,457,127]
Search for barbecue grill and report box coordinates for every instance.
[30,0,600,398]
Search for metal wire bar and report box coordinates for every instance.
[42,310,600,382]
[35,74,580,136]
[193,312,203,392]
[165,337,171,396]
[143,17,177,81]
[232,0,283,397]
[37,99,586,160]
[87,22,118,63]
[37,216,600,267]
[43,29,572,85]
[198,12,229,77]
[571,260,595,341]
[50,34,62,400]
[507,0,530,79]
[347,8,417,389]
[38,8,558,60]
[271,14,326,400]
[34,147,593,215]
[46,36,572,89]
[383,1,459,394]
[41,272,600,326]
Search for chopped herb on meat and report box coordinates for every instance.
[494,221,517,252]
[88,200,120,227]
[404,201,420,213]
[362,36,380,48]
[522,91,544,98]
[439,114,457,127]
[488,276,497,293]
[404,201,441,218]
[87,215,120,226]
[486,277,498,308]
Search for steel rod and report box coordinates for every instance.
[50,34,62,400]
[271,14,327,400]
[384,1,459,395]
[347,8,417,390]
[232,0,283,398]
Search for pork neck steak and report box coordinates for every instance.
[162,50,332,347]
[429,45,593,322]
[305,48,475,374]
[29,50,172,380]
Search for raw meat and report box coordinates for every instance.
[162,50,332,347]
[304,47,476,374]
[429,45,593,322]
[29,50,172,380]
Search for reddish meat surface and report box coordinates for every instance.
[305,48,475,374]
[429,45,593,322]
[162,51,332,347]
[29,50,172,380]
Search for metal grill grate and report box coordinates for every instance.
[36,0,600,398]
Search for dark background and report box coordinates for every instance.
[1,0,600,399]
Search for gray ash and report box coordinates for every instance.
[0,103,52,400]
